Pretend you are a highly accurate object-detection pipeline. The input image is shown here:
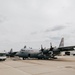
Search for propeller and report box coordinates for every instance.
[48,43,54,57]
[24,45,26,48]
[41,45,44,52]
[49,43,54,51]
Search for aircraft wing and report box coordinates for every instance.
[58,46,75,51]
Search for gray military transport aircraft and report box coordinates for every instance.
[16,38,75,60]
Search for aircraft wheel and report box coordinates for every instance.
[53,57,57,59]
[23,57,26,60]
[38,58,41,59]
[3,59,6,61]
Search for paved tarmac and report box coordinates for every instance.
[0,56,75,75]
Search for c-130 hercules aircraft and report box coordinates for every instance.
[16,38,75,60]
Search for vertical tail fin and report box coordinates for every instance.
[9,48,13,53]
[59,38,64,47]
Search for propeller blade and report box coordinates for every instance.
[50,43,52,48]
[50,43,53,51]
[41,45,44,52]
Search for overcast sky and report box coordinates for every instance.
[0,0,75,51]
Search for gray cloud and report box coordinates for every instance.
[50,37,61,40]
[0,15,6,23]
[45,29,51,32]
[0,19,3,23]
[46,35,61,40]
[0,0,75,51]
[51,25,65,31]
[45,25,65,32]
[31,32,38,35]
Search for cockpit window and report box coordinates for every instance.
[20,49,25,52]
